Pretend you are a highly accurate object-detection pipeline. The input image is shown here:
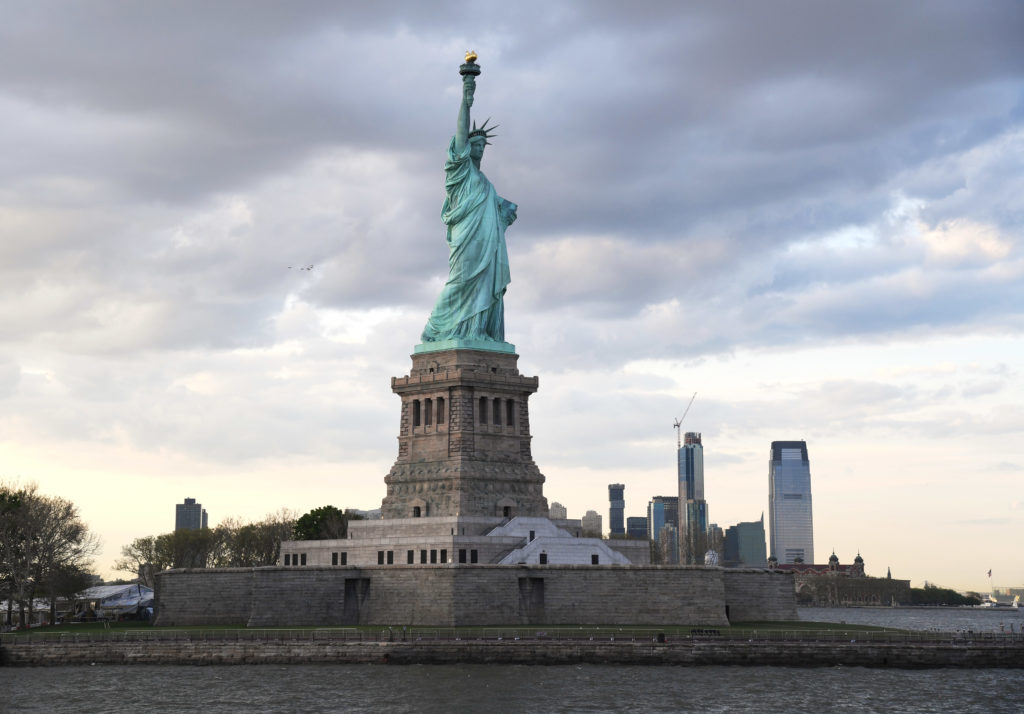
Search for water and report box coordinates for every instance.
[2,664,1022,713]
[800,605,1023,634]
[2,609,1022,713]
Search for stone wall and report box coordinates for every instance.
[155,565,797,628]
[5,638,1023,668]
[154,567,251,626]
[723,569,798,622]
[605,539,651,565]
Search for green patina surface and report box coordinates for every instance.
[414,337,515,354]
[419,56,517,353]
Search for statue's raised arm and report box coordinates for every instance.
[418,53,517,353]
[455,73,474,154]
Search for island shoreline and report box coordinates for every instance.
[3,638,1022,668]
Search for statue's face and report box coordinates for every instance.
[469,137,486,160]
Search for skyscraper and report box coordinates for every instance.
[647,496,679,543]
[608,483,625,536]
[175,497,208,531]
[548,502,567,520]
[648,495,680,563]
[768,441,814,564]
[626,516,648,540]
[581,510,603,537]
[678,432,709,564]
[723,515,768,567]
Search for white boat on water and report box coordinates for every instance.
[979,594,1021,610]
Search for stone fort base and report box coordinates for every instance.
[153,565,797,627]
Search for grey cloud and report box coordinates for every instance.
[0,359,20,399]
[989,462,1024,472]
[960,379,1008,398]
[0,3,1021,407]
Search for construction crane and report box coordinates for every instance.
[673,392,697,449]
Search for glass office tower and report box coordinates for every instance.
[175,497,208,531]
[647,496,679,543]
[768,441,814,564]
[678,432,708,564]
[626,516,648,540]
[723,515,768,567]
[608,483,625,535]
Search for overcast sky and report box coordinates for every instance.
[2,1,1022,591]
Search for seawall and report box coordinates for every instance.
[4,638,1022,668]
[153,564,798,627]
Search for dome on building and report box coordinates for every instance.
[854,553,863,564]
[828,552,839,563]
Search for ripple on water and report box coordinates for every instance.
[3,664,1024,714]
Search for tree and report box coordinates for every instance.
[0,487,26,626]
[113,535,165,589]
[41,564,97,622]
[219,510,296,566]
[0,482,99,627]
[905,583,981,606]
[114,508,298,582]
[293,506,363,541]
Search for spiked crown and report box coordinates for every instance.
[468,117,498,144]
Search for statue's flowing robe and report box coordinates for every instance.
[421,137,513,343]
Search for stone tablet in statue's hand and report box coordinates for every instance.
[500,200,518,227]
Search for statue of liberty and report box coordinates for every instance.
[419,53,517,352]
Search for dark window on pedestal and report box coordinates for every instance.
[332,552,338,566]
[424,398,432,426]
[539,553,548,564]
[341,552,347,565]
[503,506,511,518]
[506,399,515,426]
[407,550,414,564]
[459,549,467,563]
[591,554,599,565]
[430,549,437,563]
[284,554,290,566]
[413,506,421,517]
[529,530,535,541]
[437,397,445,424]
[378,551,385,565]
[471,549,478,563]
[493,398,501,425]
[412,400,421,427]
[387,551,394,565]
[420,550,427,564]
[479,397,487,424]
[300,553,306,566]
[440,549,447,563]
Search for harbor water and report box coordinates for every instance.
[2,608,1022,713]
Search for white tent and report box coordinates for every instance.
[76,584,154,619]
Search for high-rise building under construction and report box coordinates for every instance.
[678,432,708,564]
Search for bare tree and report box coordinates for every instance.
[113,535,166,589]
[114,508,298,583]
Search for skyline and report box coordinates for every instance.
[1,2,1022,591]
